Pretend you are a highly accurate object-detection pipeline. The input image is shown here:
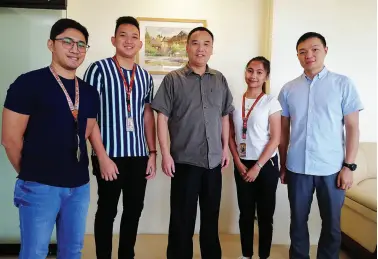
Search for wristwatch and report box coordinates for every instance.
[343,162,357,171]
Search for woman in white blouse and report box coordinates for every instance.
[229,56,282,259]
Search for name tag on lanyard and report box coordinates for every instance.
[240,92,264,157]
[126,117,135,132]
[49,65,81,162]
[112,56,136,132]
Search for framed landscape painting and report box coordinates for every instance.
[136,17,207,75]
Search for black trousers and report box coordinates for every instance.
[92,156,148,259]
[167,163,222,259]
[234,155,279,259]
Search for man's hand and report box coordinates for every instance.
[221,149,230,169]
[235,160,248,176]
[337,167,353,190]
[99,156,119,181]
[162,154,175,177]
[145,154,157,180]
[244,164,260,182]
[280,166,287,184]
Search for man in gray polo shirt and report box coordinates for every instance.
[151,27,234,259]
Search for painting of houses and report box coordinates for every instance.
[144,26,190,69]
[136,17,206,74]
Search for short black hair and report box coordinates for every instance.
[296,32,326,50]
[187,27,214,43]
[115,16,140,35]
[50,18,89,43]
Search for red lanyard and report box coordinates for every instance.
[49,65,79,121]
[241,92,264,139]
[112,56,136,114]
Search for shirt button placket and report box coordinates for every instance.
[200,76,210,165]
[305,80,315,173]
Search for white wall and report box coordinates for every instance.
[269,0,377,244]
[67,0,376,245]
[67,0,270,237]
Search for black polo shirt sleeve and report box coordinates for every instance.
[151,73,174,117]
[4,74,35,115]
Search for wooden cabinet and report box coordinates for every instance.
[0,0,67,10]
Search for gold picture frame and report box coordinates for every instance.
[136,17,207,75]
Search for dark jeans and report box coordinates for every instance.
[92,156,148,259]
[167,163,222,259]
[234,155,279,259]
[287,170,345,259]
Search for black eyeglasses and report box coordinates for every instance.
[55,37,90,53]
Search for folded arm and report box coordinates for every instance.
[1,108,29,173]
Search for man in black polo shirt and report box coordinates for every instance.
[151,27,234,259]
[1,18,116,259]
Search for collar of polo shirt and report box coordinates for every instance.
[303,66,329,81]
[184,63,217,76]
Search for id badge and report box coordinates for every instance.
[239,143,246,158]
[126,117,135,132]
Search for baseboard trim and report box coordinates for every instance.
[341,232,377,259]
[0,243,57,255]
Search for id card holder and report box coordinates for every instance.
[239,143,246,158]
[126,117,135,132]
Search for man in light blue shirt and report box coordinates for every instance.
[278,32,363,259]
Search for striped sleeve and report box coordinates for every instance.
[83,62,103,95]
[145,73,154,104]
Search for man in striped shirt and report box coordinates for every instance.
[83,16,156,259]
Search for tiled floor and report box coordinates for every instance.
[1,234,351,259]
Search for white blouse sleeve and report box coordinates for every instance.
[269,97,282,116]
